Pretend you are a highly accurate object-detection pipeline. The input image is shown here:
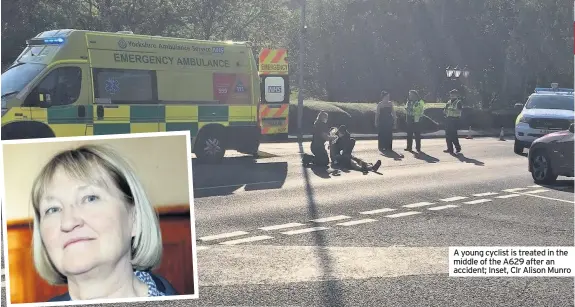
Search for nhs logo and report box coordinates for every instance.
[268,86,283,93]
[212,47,224,54]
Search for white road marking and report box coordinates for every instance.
[428,205,459,211]
[281,227,329,235]
[523,189,549,194]
[464,199,492,205]
[496,194,522,199]
[360,208,396,215]
[403,202,435,208]
[337,219,378,226]
[200,231,250,242]
[528,185,542,188]
[513,193,575,204]
[473,192,498,197]
[1,281,4,288]
[386,211,422,218]
[220,235,274,245]
[194,180,284,190]
[311,215,351,223]
[196,246,211,251]
[503,188,528,192]
[259,223,305,231]
[440,196,468,202]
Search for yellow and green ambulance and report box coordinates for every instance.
[1,29,262,163]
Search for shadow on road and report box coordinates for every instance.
[309,165,332,179]
[538,180,574,193]
[192,157,288,198]
[380,149,404,161]
[412,151,439,163]
[298,139,343,306]
[454,153,485,166]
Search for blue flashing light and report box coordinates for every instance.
[534,88,574,94]
[43,37,65,44]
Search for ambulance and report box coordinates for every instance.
[1,29,262,163]
[257,48,290,140]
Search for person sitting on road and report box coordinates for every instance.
[302,111,335,167]
[330,125,382,173]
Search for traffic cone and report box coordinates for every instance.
[465,126,473,139]
[499,127,505,141]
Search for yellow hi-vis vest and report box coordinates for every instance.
[444,99,462,118]
[405,99,425,122]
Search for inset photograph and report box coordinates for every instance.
[1,131,198,305]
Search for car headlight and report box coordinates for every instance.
[518,115,529,123]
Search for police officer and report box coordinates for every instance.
[404,90,425,152]
[443,89,463,153]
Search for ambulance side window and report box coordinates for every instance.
[25,66,82,107]
[93,69,157,104]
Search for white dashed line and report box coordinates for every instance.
[311,215,351,223]
[403,202,435,208]
[464,199,492,205]
[386,211,422,218]
[528,185,542,188]
[196,246,210,251]
[440,196,468,202]
[523,189,549,194]
[473,192,498,197]
[259,223,305,231]
[1,281,5,288]
[360,208,396,215]
[199,231,250,242]
[337,219,378,226]
[503,188,528,192]
[496,194,522,199]
[220,235,274,245]
[428,205,459,211]
[281,227,329,235]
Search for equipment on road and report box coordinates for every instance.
[499,127,505,141]
[513,83,574,154]
[466,126,473,139]
[1,29,262,164]
[258,48,290,140]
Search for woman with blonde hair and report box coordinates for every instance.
[30,144,177,302]
[375,90,396,151]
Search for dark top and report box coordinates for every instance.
[47,272,179,302]
[333,132,352,154]
[312,120,329,146]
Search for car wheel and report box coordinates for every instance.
[513,139,523,154]
[530,150,558,184]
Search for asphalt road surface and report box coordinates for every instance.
[1,136,573,307]
[189,136,574,307]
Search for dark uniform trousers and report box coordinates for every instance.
[445,117,461,152]
[406,117,421,151]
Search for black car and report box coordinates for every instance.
[528,123,574,184]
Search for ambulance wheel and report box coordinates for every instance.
[195,128,226,164]
[1,122,55,140]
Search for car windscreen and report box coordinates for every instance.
[1,62,46,97]
[525,95,574,111]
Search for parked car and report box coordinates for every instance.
[528,123,574,184]
[514,84,574,154]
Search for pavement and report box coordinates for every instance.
[2,135,574,307]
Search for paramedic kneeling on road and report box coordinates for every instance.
[331,125,382,172]
[31,145,178,302]
[302,111,334,167]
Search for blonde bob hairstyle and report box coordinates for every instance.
[30,144,163,285]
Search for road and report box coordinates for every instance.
[188,136,574,307]
[1,137,573,307]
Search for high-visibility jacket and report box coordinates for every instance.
[444,98,463,118]
[405,99,425,123]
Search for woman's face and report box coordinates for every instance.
[38,166,135,278]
